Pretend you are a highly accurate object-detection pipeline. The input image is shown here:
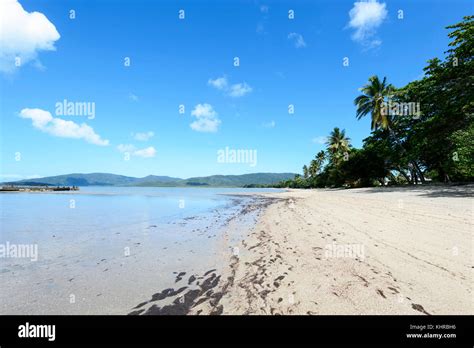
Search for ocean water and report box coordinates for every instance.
[0,187,281,314]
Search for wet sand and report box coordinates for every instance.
[178,185,472,315]
[128,196,280,315]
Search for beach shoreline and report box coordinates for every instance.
[1,185,471,315]
[0,187,280,315]
[193,185,473,315]
[127,194,282,315]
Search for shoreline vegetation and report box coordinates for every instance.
[275,16,473,190]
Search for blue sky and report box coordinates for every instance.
[1,0,472,180]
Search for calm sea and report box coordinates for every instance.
[0,186,281,314]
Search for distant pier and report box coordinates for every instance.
[0,185,79,192]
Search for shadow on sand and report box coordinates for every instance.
[346,184,474,198]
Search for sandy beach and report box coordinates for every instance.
[189,185,473,315]
[2,185,472,316]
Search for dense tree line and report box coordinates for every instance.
[277,16,473,189]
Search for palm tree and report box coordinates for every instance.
[302,165,309,179]
[354,76,425,183]
[354,75,394,131]
[326,127,351,160]
[307,151,326,178]
[309,160,318,177]
[315,150,325,169]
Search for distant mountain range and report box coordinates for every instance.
[3,172,297,187]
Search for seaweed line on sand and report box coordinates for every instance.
[127,195,283,315]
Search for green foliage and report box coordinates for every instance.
[339,147,390,187]
[354,76,394,130]
[326,128,350,160]
[394,15,473,182]
[279,16,473,189]
[449,120,474,181]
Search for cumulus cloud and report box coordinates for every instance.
[0,0,60,73]
[133,131,154,141]
[117,144,156,158]
[288,33,307,48]
[131,146,156,158]
[190,104,221,133]
[208,76,252,98]
[19,108,109,146]
[208,76,228,90]
[228,83,253,97]
[348,0,387,47]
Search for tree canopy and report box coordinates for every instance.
[277,16,473,189]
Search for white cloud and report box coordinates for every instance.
[228,83,253,97]
[133,131,154,141]
[133,146,156,158]
[263,120,276,128]
[117,144,156,158]
[288,33,307,48]
[208,76,252,98]
[190,104,221,133]
[19,108,109,146]
[191,104,216,118]
[0,0,60,73]
[348,0,387,47]
[208,76,228,90]
[128,93,139,101]
[312,136,327,144]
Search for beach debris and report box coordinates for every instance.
[411,303,430,315]
[128,269,224,316]
[175,272,186,283]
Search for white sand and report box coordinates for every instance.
[208,186,473,315]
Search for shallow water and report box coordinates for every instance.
[0,187,281,314]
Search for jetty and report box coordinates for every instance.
[0,185,79,192]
